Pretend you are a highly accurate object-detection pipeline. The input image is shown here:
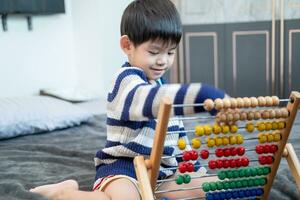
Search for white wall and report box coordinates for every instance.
[0,0,132,98]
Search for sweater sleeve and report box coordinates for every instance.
[107,67,226,121]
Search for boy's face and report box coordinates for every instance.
[127,39,177,81]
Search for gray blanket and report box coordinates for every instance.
[0,114,299,200]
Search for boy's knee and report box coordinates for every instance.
[104,178,141,200]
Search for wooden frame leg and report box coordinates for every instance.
[283,143,300,190]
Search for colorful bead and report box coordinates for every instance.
[272,121,278,130]
[215,148,224,157]
[175,175,184,184]
[178,163,187,173]
[195,125,204,136]
[204,99,214,111]
[256,122,266,131]
[202,182,210,192]
[177,139,186,150]
[182,151,191,161]
[246,123,255,132]
[222,125,230,134]
[229,136,237,145]
[215,137,223,146]
[237,147,245,156]
[190,150,198,160]
[230,125,238,133]
[222,137,229,146]
[206,138,215,148]
[191,138,201,149]
[183,174,191,184]
[265,122,272,131]
[200,149,209,159]
[258,133,267,143]
[273,132,281,141]
[213,124,222,134]
[267,134,274,142]
[204,125,212,135]
[236,135,244,144]
[278,121,285,129]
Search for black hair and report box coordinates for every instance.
[120,0,182,47]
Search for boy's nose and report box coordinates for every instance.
[156,57,167,66]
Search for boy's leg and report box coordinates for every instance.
[30,178,140,200]
[155,172,218,199]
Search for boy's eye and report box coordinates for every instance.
[148,51,159,55]
[168,51,175,55]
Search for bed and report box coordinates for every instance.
[0,97,299,200]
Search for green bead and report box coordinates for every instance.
[239,169,245,177]
[202,182,210,192]
[254,178,260,186]
[226,171,233,179]
[244,168,251,177]
[257,168,263,176]
[242,179,248,187]
[223,181,230,189]
[236,181,242,188]
[230,181,236,189]
[233,170,239,178]
[176,175,184,185]
[263,167,271,175]
[248,179,254,187]
[210,182,217,191]
[260,178,267,186]
[250,168,257,176]
[183,174,191,184]
[218,171,226,180]
[216,182,223,190]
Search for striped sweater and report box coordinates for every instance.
[94,62,225,180]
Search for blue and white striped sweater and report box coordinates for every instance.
[94,63,225,180]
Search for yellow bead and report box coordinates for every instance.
[258,133,267,143]
[206,138,215,148]
[195,125,205,136]
[267,134,274,142]
[191,138,201,149]
[222,137,229,146]
[204,125,212,135]
[273,132,282,142]
[177,139,186,150]
[236,134,244,144]
[272,122,278,130]
[265,122,272,131]
[229,135,237,145]
[230,125,238,133]
[246,123,255,133]
[215,137,223,146]
[222,125,230,134]
[213,124,222,135]
[256,122,266,132]
[278,121,286,129]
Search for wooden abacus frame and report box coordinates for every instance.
[134,91,300,200]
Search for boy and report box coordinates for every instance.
[30,0,225,199]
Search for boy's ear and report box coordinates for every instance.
[120,35,133,54]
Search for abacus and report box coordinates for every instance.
[134,91,300,200]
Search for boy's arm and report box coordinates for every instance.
[107,69,226,121]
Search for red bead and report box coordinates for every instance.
[190,150,198,160]
[235,158,242,168]
[186,162,195,172]
[230,147,237,156]
[259,156,267,165]
[215,148,224,157]
[264,145,270,154]
[224,148,231,157]
[216,160,223,168]
[241,157,249,167]
[200,149,209,159]
[223,159,230,168]
[237,147,246,156]
[208,160,217,169]
[256,145,264,154]
[182,151,191,161]
[230,159,236,168]
[178,163,187,173]
[266,156,274,164]
[270,145,278,153]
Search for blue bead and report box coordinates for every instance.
[238,190,245,198]
[245,189,251,197]
[220,192,226,199]
[161,198,169,200]
[250,189,257,196]
[213,193,220,200]
[232,190,238,198]
[206,193,214,200]
[256,188,264,196]
[226,191,232,199]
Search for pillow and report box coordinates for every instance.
[0,96,93,140]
